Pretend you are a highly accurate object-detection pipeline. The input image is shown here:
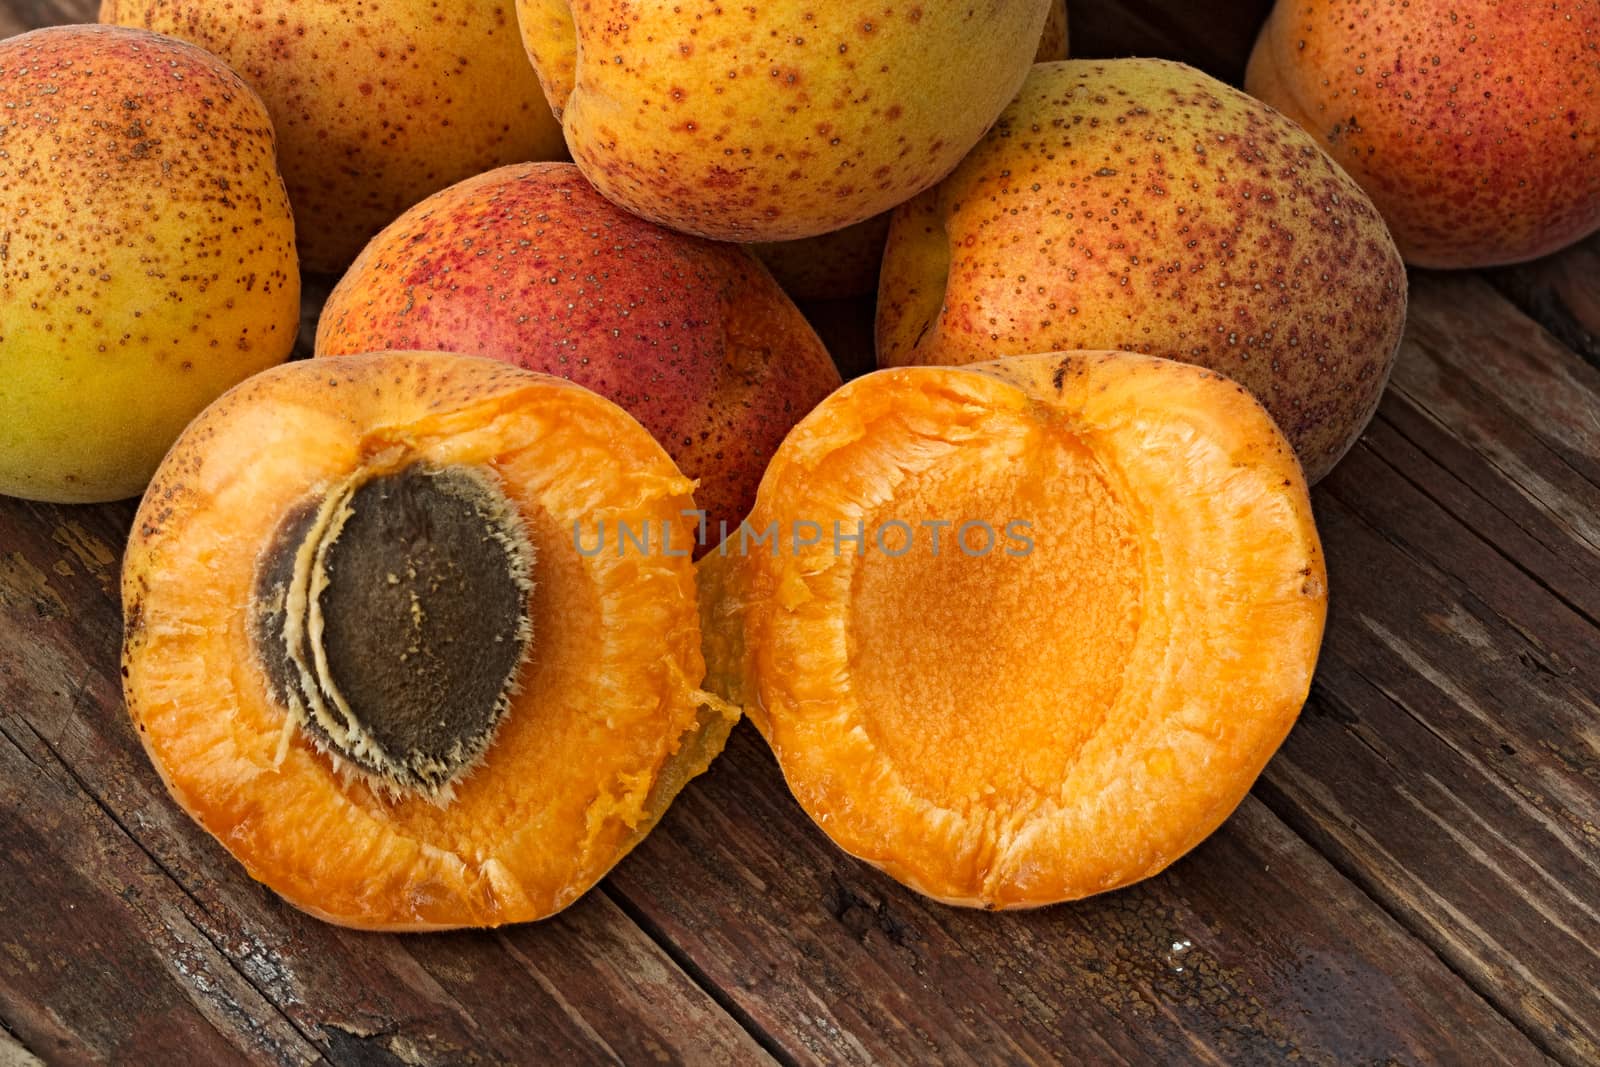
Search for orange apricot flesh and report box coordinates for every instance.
[123,352,735,929]
[700,351,1327,907]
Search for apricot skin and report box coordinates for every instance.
[701,352,1326,908]
[317,163,842,540]
[750,0,1071,300]
[124,353,733,930]
[0,26,298,504]
[101,0,567,272]
[1247,0,1600,268]
[516,0,1053,242]
[876,59,1408,483]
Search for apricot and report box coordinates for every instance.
[101,0,567,272]
[876,59,1408,483]
[0,26,299,505]
[1247,0,1600,268]
[316,163,842,542]
[123,353,735,929]
[700,352,1326,908]
[515,0,1053,241]
[750,0,1071,301]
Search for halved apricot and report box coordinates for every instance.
[123,352,735,929]
[700,351,1327,908]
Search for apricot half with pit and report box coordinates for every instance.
[700,351,1327,908]
[123,352,734,929]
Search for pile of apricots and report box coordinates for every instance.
[2,0,1594,928]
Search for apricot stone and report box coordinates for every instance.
[1247,0,1600,268]
[701,352,1326,908]
[877,59,1408,482]
[102,0,567,271]
[317,163,842,541]
[516,0,1053,241]
[124,352,734,928]
[0,26,298,504]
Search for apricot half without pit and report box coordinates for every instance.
[123,352,735,929]
[700,351,1327,908]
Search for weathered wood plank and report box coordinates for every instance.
[606,727,1542,1066]
[1,0,92,34]
[292,272,337,364]
[1486,234,1600,369]
[0,498,770,1066]
[1240,273,1600,1064]
[1263,491,1600,1064]
[0,713,320,1066]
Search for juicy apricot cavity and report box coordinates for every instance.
[701,351,1327,908]
[123,353,736,930]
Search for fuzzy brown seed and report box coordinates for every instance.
[253,463,535,798]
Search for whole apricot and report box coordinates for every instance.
[102,0,567,271]
[124,352,735,929]
[876,59,1407,482]
[751,0,1071,301]
[516,0,1053,241]
[701,352,1326,908]
[316,163,842,541]
[0,26,298,504]
[1247,0,1600,267]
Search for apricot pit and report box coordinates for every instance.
[253,463,535,797]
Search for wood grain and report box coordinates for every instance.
[1486,234,1600,369]
[0,0,91,36]
[606,728,1543,1066]
[1246,273,1600,1064]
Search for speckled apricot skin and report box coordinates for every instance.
[751,1,1070,300]
[876,59,1407,483]
[124,352,735,929]
[101,0,566,272]
[700,351,1326,908]
[516,0,1052,242]
[1247,0,1600,268]
[316,163,842,540]
[0,26,299,504]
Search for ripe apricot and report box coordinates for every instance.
[701,352,1327,908]
[876,59,1408,483]
[123,353,735,929]
[0,26,298,503]
[316,163,842,543]
[102,0,568,272]
[1247,0,1600,268]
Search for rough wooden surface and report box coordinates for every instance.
[3,1,1598,1064]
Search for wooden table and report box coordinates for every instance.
[3,1,1597,1063]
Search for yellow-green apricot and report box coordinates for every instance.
[0,26,298,504]
[750,0,1071,301]
[517,0,1053,242]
